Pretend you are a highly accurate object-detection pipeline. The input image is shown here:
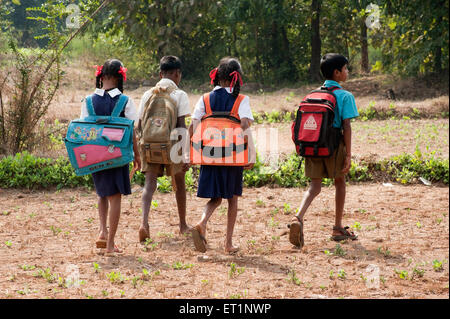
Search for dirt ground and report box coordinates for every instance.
[1,71,448,299]
[0,184,448,299]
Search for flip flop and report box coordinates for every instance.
[225,246,240,255]
[288,217,304,248]
[191,226,207,253]
[96,239,107,249]
[331,226,358,241]
[105,245,123,257]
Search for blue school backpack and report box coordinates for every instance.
[64,94,135,176]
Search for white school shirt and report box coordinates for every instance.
[80,88,138,121]
[138,78,191,118]
[192,86,254,121]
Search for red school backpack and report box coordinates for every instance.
[291,86,343,157]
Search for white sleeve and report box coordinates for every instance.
[192,96,206,120]
[137,91,151,119]
[177,90,191,118]
[80,97,89,118]
[124,97,138,121]
[238,96,254,121]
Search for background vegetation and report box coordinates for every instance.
[1,0,448,83]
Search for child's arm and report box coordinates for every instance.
[132,130,141,171]
[341,118,352,174]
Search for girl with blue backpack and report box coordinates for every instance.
[80,59,141,255]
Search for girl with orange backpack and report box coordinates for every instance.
[189,57,255,254]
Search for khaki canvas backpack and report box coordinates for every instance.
[137,83,178,164]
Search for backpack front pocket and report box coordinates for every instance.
[73,144,122,168]
[298,112,324,142]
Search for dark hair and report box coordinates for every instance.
[213,57,243,98]
[320,53,349,80]
[96,59,125,93]
[160,55,182,74]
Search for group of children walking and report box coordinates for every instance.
[82,53,359,256]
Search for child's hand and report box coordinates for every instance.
[244,162,254,170]
[182,163,191,172]
[341,155,351,175]
[134,155,141,172]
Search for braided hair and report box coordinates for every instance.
[95,59,126,93]
[212,57,243,98]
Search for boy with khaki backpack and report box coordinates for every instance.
[136,56,191,242]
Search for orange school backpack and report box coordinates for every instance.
[190,93,248,166]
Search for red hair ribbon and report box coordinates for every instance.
[118,66,127,82]
[94,65,103,77]
[209,68,218,85]
[229,71,243,90]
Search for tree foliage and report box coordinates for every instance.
[2,0,448,83]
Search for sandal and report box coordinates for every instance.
[288,216,304,248]
[105,245,123,257]
[96,238,107,249]
[331,226,358,241]
[191,225,207,253]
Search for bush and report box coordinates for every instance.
[0,152,91,189]
[0,151,448,190]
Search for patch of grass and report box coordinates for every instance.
[106,271,127,284]
[378,246,391,257]
[412,266,425,279]
[92,262,101,273]
[333,244,346,257]
[172,262,194,270]
[255,199,265,207]
[432,259,444,272]
[229,263,245,278]
[394,269,409,280]
[142,238,158,252]
[337,269,347,280]
[287,269,302,286]
[50,225,62,236]
[34,268,56,283]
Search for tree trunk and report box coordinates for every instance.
[360,19,369,73]
[309,0,322,82]
[433,11,443,73]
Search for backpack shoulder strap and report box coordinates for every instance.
[86,95,95,116]
[203,93,212,116]
[230,94,245,118]
[111,94,129,117]
[320,85,341,92]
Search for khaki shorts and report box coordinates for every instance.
[305,141,346,179]
[139,145,184,177]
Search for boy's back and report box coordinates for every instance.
[138,78,190,121]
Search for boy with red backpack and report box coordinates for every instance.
[289,53,359,248]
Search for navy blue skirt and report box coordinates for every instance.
[197,165,243,199]
[92,164,131,198]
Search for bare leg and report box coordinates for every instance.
[225,196,239,253]
[140,171,158,239]
[294,178,322,222]
[195,198,222,237]
[106,193,122,253]
[333,176,346,235]
[98,196,108,240]
[174,171,190,234]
